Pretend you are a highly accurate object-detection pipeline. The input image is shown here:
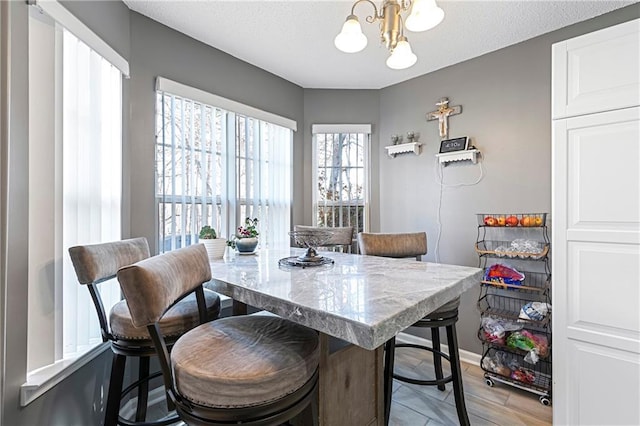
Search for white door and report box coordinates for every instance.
[552,105,640,425]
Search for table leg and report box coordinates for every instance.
[232,300,247,316]
[317,334,384,426]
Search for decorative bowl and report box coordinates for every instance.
[289,230,333,262]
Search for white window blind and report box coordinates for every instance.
[26,4,124,396]
[156,83,293,252]
[61,29,122,358]
[312,125,371,240]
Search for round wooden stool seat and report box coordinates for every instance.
[172,315,320,409]
[110,289,221,341]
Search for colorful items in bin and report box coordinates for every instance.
[506,330,549,364]
[483,351,536,384]
[481,351,512,377]
[481,316,523,345]
[519,302,551,322]
[511,367,536,384]
[484,264,525,286]
[480,214,544,227]
[493,240,544,258]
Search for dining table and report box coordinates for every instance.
[206,247,482,426]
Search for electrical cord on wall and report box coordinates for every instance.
[433,157,485,263]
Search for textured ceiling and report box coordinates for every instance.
[123,0,637,89]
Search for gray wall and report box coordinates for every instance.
[301,89,381,229]
[128,12,305,253]
[376,4,640,354]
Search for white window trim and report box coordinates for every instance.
[20,343,111,407]
[32,0,129,77]
[156,77,297,131]
[311,124,371,134]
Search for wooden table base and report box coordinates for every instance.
[317,334,384,426]
[232,301,384,426]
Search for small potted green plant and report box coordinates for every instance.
[230,217,259,254]
[199,225,226,260]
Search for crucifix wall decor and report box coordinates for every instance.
[426,97,462,139]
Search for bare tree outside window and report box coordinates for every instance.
[313,130,370,251]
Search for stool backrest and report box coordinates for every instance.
[294,225,354,252]
[68,237,150,341]
[116,244,212,328]
[69,237,150,285]
[357,232,427,260]
[116,244,213,402]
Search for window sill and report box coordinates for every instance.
[20,342,111,406]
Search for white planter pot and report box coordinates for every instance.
[201,239,227,260]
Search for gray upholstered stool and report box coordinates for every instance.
[69,238,221,426]
[357,232,469,426]
[116,244,320,426]
[294,225,354,253]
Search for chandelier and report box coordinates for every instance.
[334,0,444,70]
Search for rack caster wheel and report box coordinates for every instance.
[484,378,495,387]
[539,396,551,406]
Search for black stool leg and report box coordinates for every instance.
[383,337,396,426]
[135,356,150,422]
[446,323,470,426]
[431,327,446,391]
[105,353,127,426]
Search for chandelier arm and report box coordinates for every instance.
[349,0,381,24]
[398,12,406,38]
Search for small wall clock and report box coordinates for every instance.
[439,136,469,154]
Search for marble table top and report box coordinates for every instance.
[207,248,482,350]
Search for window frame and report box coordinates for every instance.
[311,124,371,237]
[155,78,295,253]
[21,2,127,407]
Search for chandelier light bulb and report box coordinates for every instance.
[405,0,445,32]
[386,38,417,70]
[334,15,368,53]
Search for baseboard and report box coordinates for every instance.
[396,332,482,367]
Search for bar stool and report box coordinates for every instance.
[68,238,222,426]
[116,244,320,426]
[294,225,354,253]
[357,232,470,426]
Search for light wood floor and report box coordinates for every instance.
[390,346,552,426]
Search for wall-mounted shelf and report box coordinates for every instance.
[436,149,479,165]
[385,142,422,158]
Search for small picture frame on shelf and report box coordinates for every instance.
[439,136,469,154]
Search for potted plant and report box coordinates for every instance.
[199,225,226,260]
[230,217,259,253]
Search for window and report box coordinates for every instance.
[155,78,294,252]
[24,2,127,405]
[312,124,371,246]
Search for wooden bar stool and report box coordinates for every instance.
[294,225,354,253]
[116,244,320,426]
[357,232,470,426]
[68,238,221,426]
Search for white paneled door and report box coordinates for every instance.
[552,18,640,426]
